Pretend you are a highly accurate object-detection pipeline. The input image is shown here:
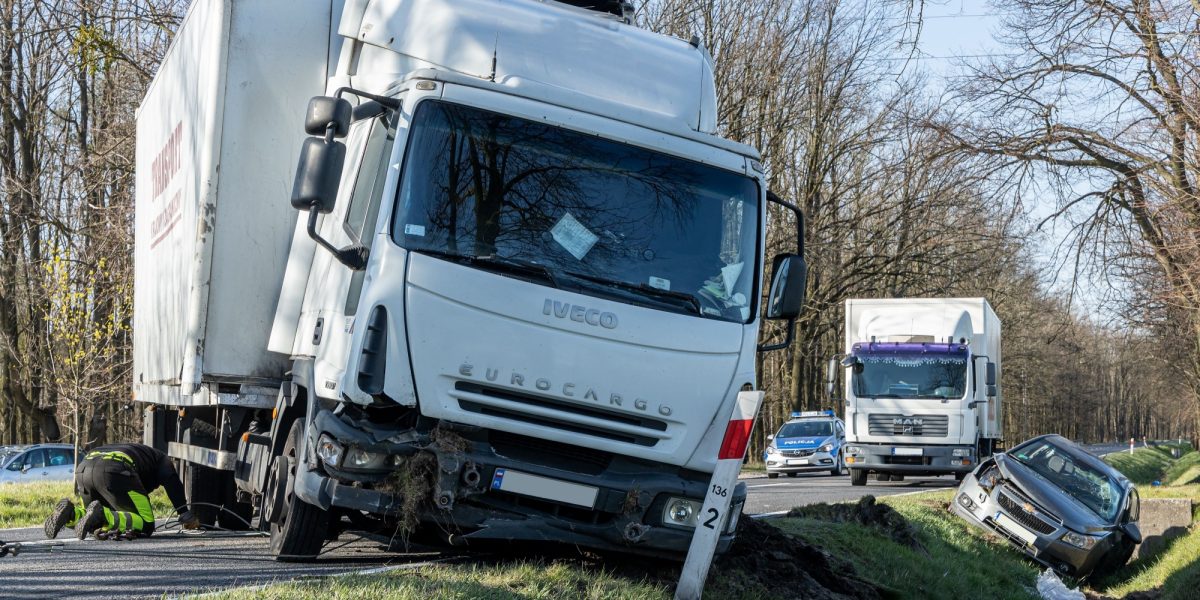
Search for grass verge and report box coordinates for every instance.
[0,481,173,529]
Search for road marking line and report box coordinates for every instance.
[746,483,792,488]
[172,558,457,599]
[749,510,790,519]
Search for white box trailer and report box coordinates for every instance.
[133,0,338,406]
[839,298,1002,485]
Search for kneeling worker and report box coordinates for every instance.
[43,442,200,539]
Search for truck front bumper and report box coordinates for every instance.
[843,443,974,475]
[293,409,743,558]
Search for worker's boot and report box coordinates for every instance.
[76,501,106,541]
[43,498,76,539]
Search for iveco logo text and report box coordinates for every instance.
[893,418,924,426]
[543,299,618,329]
[458,363,672,417]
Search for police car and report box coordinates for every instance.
[763,411,846,478]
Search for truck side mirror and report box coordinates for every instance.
[825,357,838,397]
[986,362,997,385]
[304,96,352,138]
[765,254,806,320]
[290,137,346,214]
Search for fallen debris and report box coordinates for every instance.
[787,495,922,551]
[1038,568,1086,600]
[707,516,883,599]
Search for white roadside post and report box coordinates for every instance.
[674,390,764,600]
[1129,437,1135,455]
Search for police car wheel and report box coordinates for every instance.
[829,452,844,476]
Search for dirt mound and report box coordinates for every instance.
[788,495,922,551]
[708,516,883,600]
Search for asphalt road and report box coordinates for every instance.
[741,471,958,515]
[0,525,452,599]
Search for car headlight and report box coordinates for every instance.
[1061,530,1105,550]
[663,497,702,528]
[316,434,343,468]
[766,445,778,455]
[977,466,1000,490]
[344,446,389,470]
[819,444,834,453]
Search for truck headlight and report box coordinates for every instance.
[663,497,702,528]
[345,446,389,470]
[953,448,971,457]
[1061,530,1104,550]
[315,434,343,467]
[845,446,860,454]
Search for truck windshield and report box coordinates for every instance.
[392,100,760,323]
[777,421,833,438]
[852,346,968,399]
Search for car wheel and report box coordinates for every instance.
[767,473,779,479]
[830,452,845,476]
[850,469,867,486]
[1096,537,1136,575]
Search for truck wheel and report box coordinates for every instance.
[876,473,892,482]
[767,473,779,479]
[183,463,222,526]
[955,472,966,482]
[891,474,905,482]
[268,420,329,561]
[850,469,867,486]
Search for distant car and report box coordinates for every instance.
[952,434,1141,578]
[0,443,77,484]
[763,411,846,478]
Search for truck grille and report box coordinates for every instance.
[867,414,949,437]
[452,382,669,447]
[997,491,1058,535]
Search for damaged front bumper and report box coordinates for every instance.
[293,408,744,557]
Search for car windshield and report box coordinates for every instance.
[777,421,834,438]
[392,100,760,323]
[852,346,968,399]
[1010,439,1124,521]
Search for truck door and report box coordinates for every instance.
[307,107,398,396]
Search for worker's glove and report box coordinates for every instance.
[179,511,200,530]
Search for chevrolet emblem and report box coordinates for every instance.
[1022,502,1034,513]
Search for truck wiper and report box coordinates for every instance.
[412,249,561,289]
[562,271,702,315]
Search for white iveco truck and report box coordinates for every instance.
[133,0,808,560]
[834,298,1001,486]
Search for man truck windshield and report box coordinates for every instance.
[852,344,969,399]
[393,100,760,323]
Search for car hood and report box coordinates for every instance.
[993,454,1112,531]
[776,435,833,450]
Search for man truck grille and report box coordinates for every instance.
[867,414,949,437]
[451,382,669,447]
[997,492,1058,535]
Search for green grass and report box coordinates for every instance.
[1104,447,1176,485]
[1164,451,1200,486]
[205,559,669,599]
[1092,526,1200,599]
[776,491,1039,600]
[0,481,174,529]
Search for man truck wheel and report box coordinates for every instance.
[767,473,779,479]
[268,420,329,562]
[218,473,254,531]
[850,469,867,486]
[876,473,892,482]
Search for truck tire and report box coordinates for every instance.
[891,474,904,482]
[767,473,779,479]
[876,473,892,482]
[183,463,222,527]
[850,469,867,486]
[268,420,329,562]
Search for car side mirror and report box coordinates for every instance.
[20,464,30,474]
[767,434,775,441]
[765,254,806,320]
[1122,521,1142,544]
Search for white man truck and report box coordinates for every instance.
[834,298,1001,487]
[133,0,808,560]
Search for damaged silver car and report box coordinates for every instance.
[952,434,1140,578]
